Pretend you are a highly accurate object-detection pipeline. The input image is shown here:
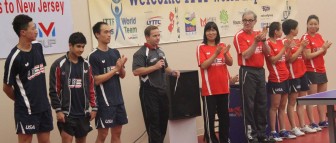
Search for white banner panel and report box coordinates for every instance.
[88,0,297,48]
[0,0,73,58]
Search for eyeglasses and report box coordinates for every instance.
[242,19,255,23]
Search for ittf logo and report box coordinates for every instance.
[38,22,56,38]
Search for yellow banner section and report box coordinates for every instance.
[88,0,297,48]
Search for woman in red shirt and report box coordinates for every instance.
[282,19,318,135]
[196,21,233,143]
[265,22,294,141]
[302,15,332,129]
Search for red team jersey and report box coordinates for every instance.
[196,43,231,96]
[234,30,265,68]
[265,39,289,82]
[285,38,307,79]
[301,33,326,73]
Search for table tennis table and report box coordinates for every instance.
[297,90,336,143]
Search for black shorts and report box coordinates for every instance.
[289,74,310,93]
[267,80,289,94]
[306,71,328,84]
[57,116,92,138]
[15,109,53,134]
[95,104,128,129]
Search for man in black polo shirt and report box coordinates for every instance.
[132,25,180,143]
[3,14,53,143]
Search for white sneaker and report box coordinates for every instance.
[301,125,317,133]
[310,123,322,131]
[292,127,305,136]
[270,132,283,142]
[279,130,297,139]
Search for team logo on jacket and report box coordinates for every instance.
[102,60,105,63]
[84,70,88,73]
[25,62,29,67]
[68,78,82,88]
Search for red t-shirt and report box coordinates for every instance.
[301,33,326,73]
[234,30,265,68]
[196,43,231,96]
[265,39,289,82]
[285,38,307,79]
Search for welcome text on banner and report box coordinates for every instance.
[88,0,297,49]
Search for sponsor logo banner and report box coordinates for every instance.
[0,0,73,58]
[88,0,296,48]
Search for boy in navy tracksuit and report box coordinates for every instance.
[49,32,97,143]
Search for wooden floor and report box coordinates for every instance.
[198,106,330,143]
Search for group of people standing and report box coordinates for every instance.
[3,14,179,143]
[197,10,332,143]
[266,15,331,142]
[2,10,332,143]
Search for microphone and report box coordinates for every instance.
[158,53,165,73]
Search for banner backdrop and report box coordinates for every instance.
[88,0,297,48]
[0,0,73,58]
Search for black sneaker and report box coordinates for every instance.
[248,138,258,143]
[257,134,272,143]
[259,137,276,143]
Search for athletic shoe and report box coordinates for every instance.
[248,138,258,143]
[319,121,329,128]
[259,137,276,143]
[301,125,317,133]
[291,127,305,136]
[270,132,283,142]
[279,130,296,139]
[310,123,322,131]
[257,134,267,141]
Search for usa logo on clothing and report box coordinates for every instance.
[68,78,82,88]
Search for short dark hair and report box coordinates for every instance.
[69,32,87,46]
[12,14,33,37]
[282,19,298,35]
[307,14,319,24]
[144,25,158,37]
[202,22,220,45]
[92,21,108,39]
[268,22,281,38]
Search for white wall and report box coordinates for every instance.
[0,0,335,142]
